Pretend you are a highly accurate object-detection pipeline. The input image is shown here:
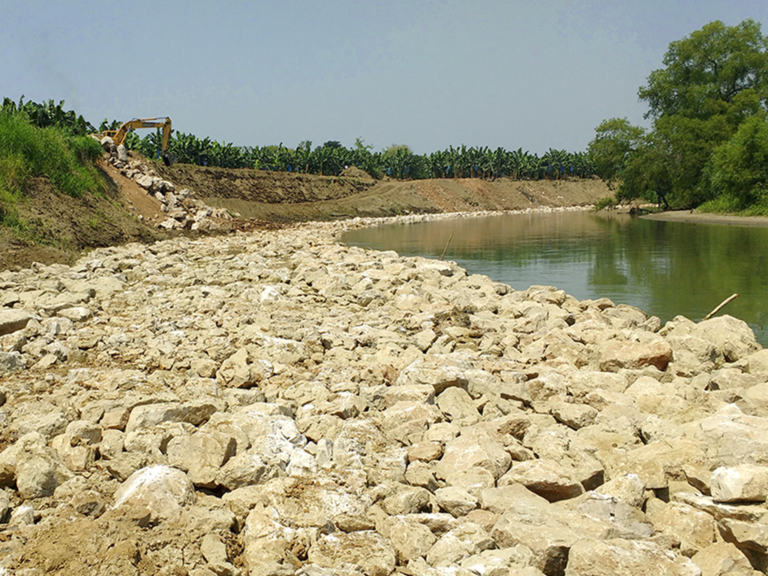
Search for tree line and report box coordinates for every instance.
[588,19,768,214]
[2,96,599,182]
[114,127,597,181]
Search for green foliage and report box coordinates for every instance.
[707,115,768,208]
[588,118,645,188]
[2,96,96,136]
[594,19,768,209]
[0,106,106,201]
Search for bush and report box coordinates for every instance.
[0,110,106,199]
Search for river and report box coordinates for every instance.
[342,210,768,346]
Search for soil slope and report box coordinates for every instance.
[0,159,612,271]
[155,163,611,221]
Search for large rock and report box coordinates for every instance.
[565,539,700,576]
[711,465,768,503]
[648,501,717,556]
[691,542,754,576]
[395,355,471,394]
[0,309,33,336]
[426,522,496,567]
[308,531,396,576]
[497,459,584,502]
[380,515,437,563]
[599,338,673,372]
[111,465,196,523]
[686,404,768,467]
[166,431,237,487]
[435,429,511,481]
[693,315,760,362]
[489,484,617,576]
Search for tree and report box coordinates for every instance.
[588,118,645,188]
[708,114,768,207]
[594,19,768,208]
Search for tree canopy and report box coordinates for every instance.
[590,19,768,210]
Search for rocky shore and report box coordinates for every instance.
[1,214,767,576]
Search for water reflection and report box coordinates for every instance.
[342,211,768,345]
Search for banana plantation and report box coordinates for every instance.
[4,97,598,182]
[121,129,597,181]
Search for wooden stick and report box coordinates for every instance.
[440,233,453,260]
[704,293,739,320]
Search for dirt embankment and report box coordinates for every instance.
[0,159,612,271]
[155,163,611,222]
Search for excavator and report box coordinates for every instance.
[98,117,174,165]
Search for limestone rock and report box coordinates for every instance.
[0,309,34,336]
[111,465,196,523]
[711,465,768,503]
[599,338,673,372]
[498,459,584,502]
[565,539,700,576]
[308,531,396,576]
[691,542,754,576]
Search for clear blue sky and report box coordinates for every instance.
[3,1,768,154]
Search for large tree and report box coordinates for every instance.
[593,19,768,208]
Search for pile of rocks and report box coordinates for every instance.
[0,217,767,576]
[99,137,233,231]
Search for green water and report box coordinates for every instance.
[342,211,768,346]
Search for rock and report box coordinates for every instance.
[460,546,539,576]
[693,315,761,362]
[599,338,673,372]
[711,465,768,503]
[435,429,511,481]
[498,459,584,502]
[691,542,754,576]
[396,356,470,394]
[565,539,700,576]
[111,465,196,523]
[15,444,59,499]
[687,405,768,468]
[489,484,617,575]
[0,309,34,336]
[167,431,237,487]
[436,387,480,425]
[558,491,654,539]
[648,501,717,556]
[426,522,496,567]
[435,486,478,517]
[380,516,437,563]
[595,473,646,508]
[308,531,396,576]
[0,351,26,374]
[217,348,274,388]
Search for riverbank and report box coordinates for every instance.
[0,218,766,575]
[0,151,612,273]
[641,210,768,227]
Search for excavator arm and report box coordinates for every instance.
[100,117,173,164]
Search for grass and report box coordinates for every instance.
[697,194,768,217]
[593,196,618,211]
[0,110,106,209]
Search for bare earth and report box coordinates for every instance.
[641,210,768,227]
[0,157,613,272]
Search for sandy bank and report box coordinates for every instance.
[641,210,768,227]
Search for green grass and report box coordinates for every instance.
[697,193,768,217]
[0,110,106,204]
[593,196,618,211]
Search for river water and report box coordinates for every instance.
[342,210,768,346]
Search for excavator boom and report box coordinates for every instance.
[99,117,173,164]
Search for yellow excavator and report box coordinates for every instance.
[99,117,173,165]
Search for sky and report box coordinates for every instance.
[3,1,768,155]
